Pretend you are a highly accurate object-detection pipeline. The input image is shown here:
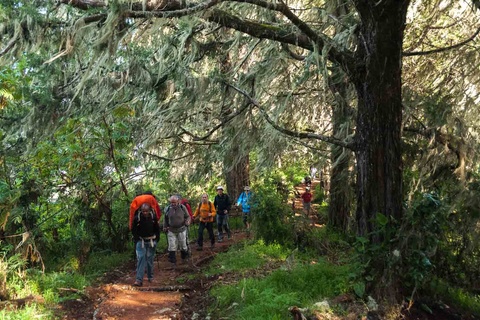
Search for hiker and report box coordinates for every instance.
[304,175,312,187]
[132,203,160,286]
[214,185,232,242]
[236,186,253,231]
[310,165,318,179]
[193,193,216,250]
[129,191,162,230]
[301,186,313,225]
[163,195,191,266]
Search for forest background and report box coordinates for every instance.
[1,0,480,318]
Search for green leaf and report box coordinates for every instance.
[353,282,365,298]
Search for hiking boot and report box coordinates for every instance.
[180,250,189,260]
[227,234,232,239]
[210,243,215,249]
[218,238,223,243]
[133,280,142,287]
[168,251,177,264]
[148,278,153,283]
[196,246,203,251]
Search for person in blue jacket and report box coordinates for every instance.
[236,186,253,231]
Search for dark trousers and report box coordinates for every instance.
[197,221,214,247]
[217,214,231,240]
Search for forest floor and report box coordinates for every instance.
[55,178,478,320]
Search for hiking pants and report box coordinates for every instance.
[167,229,188,252]
[242,211,251,226]
[216,214,231,240]
[197,221,214,247]
[135,240,157,283]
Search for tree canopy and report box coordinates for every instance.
[1,0,480,304]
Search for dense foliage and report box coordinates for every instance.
[1,0,480,317]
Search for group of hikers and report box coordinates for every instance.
[128,186,254,287]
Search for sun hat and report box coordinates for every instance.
[244,186,250,191]
[216,186,224,190]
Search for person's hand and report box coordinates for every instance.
[223,210,228,214]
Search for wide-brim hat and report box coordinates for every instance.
[244,186,250,191]
[216,186,224,190]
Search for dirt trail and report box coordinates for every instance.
[59,230,249,320]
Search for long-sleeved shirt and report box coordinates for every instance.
[164,204,191,233]
[214,194,231,215]
[131,211,160,242]
[193,201,216,223]
[236,191,253,213]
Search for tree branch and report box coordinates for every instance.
[403,26,480,56]
[102,116,129,197]
[226,83,354,150]
[60,0,354,70]
[181,100,251,142]
[0,21,21,58]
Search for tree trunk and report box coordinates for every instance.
[352,2,410,240]
[217,53,251,201]
[328,73,353,231]
[226,154,250,201]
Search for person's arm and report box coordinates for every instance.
[193,203,200,219]
[154,218,160,240]
[131,215,139,241]
[181,205,191,226]
[236,193,243,206]
[226,195,232,211]
[163,209,169,230]
[210,201,216,218]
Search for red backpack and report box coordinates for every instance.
[180,198,194,222]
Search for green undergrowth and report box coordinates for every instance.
[205,240,287,276]
[0,250,130,320]
[429,278,480,317]
[208,239,355,319]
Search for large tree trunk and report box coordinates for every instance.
[326,2,353,233]
[218,53,251,201]
[352,2,410,240]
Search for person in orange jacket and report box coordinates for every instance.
[129,192,162,230]
[193,193,216,250]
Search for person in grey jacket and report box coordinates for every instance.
[163,195,191,265]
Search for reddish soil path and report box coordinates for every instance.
[59,231,249,320]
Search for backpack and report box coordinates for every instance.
[180,198,194,220]
[197,201,213,212]
[136,209,155,223]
